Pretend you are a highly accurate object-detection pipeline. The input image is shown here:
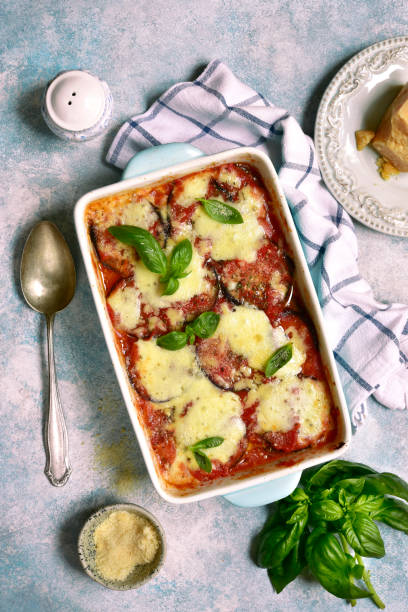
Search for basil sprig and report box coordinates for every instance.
[188,436,224,473]
[264,343,293,377]
[198,198,244,224]
[108,225,192,295]
[156,311,220,350]
[256,459,408,608]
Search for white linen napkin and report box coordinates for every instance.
[106,60,408,426]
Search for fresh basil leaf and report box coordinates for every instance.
[168,239,192,278]
[350,563,365,580]
[353,494,385,516]
[342,513,385,558]
[188,311,220,339]
[108,225,167,275]
[302,460,377,491]
[311,500,343,522]
[344,552,365,581]
[257,511,308,569]
[363,472,408,503]
[286,504,309,525]
[267,533,307,593]
[338,488,349,508]
[257,526,292,569]
[371,497,408,534]
[156,331,188,350]
[193,450,212,473]
[190,436,224,451]
[335,477,366,498]
[314,487,335,500]
[198,198,244,224]
[162,276,179,295]
[336,482,366,508]
[264,343,293,377]
[306,530,370,600]
[289,487,309,503]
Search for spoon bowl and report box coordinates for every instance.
[21,221,76,314]
[20,221,76,486]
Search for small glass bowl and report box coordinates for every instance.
[78,503,166,590]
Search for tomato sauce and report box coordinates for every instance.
[86,162,338,491]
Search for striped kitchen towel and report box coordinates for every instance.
[106,60,408,426]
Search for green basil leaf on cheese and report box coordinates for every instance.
[198,198,244,224]
[190,436,224,451]
[108,225,167,275]
[157,312,220,350]
[187,311,220,339]
[162,276,179,296]
[168,239,193,278]
[264,343,293,378]
[156,331,188,350]
[193,450,213,473]
[189,437,224,473]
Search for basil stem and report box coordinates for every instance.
[264,343,293,377]
[198,198,244,224]
[355,553,385,609]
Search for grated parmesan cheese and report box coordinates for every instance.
[94,510,159,582]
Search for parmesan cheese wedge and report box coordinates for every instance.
[372,83,408,171]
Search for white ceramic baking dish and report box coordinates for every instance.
[74,144,351,506]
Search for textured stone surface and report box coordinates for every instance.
[1,1,407,610]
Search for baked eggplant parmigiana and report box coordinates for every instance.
[85,163,338,490]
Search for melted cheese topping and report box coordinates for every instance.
[134,246,210,309]
[248,376,331,443]
[192,185,265,262]
[107,284,141,331]
[162,378,245,465]
[175,172,211,207]
[119,198,158,229]
[212,305,304,373]
[218,167,242,187]
[166,308,185,327]
[136,340,201,401]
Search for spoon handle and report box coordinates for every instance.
[44,313,72,486]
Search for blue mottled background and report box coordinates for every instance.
[1,1,407,610]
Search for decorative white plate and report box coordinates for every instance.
[315,37,408,236]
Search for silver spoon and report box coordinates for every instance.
[20,221,76,486]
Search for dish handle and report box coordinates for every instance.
[121,143,205,180]
[223,471,302,507]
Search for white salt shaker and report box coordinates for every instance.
[41,70,113,141]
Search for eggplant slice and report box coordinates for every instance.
[213,241,292,313]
